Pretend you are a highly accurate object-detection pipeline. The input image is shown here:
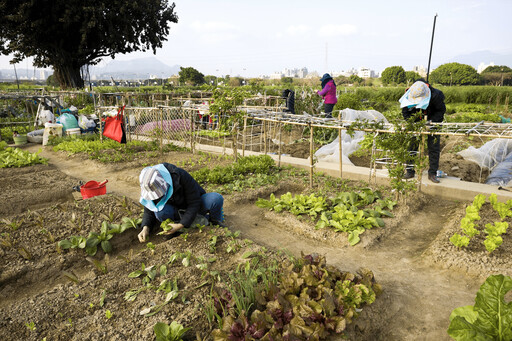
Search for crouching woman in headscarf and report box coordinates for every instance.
[137,163,224,243]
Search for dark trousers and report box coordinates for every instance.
[406,135,440,175]
[324,103,335,118]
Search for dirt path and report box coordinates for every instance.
[28,145,482,340]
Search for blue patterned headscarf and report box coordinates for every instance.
[399,81,431,110]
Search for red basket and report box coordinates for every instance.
[80,179,108,199]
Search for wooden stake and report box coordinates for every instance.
[159,107,163,156]
[338,111,342,179]
[418,133,425,192]
[233,123,238,162]
[242,116,247,157]
[309,123,314,189]
[278,122,282,168]
[263,120,267,154]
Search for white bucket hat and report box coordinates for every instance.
[139,167,169,201]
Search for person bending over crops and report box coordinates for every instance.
[137,163,224,243]
[317,73,338,118]
[399,80,446,183]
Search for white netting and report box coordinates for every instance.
[457,138,512,170]
[314,109,388,165]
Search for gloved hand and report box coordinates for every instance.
[161,223,184,236]
[138,226,150,243]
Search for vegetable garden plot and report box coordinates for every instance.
[0,159,381,340]
[424,193,512,277]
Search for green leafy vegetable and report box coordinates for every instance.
[153,321,190,341]
[448,274,512,340]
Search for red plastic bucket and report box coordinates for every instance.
[80,179,108,199]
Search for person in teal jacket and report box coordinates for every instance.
[317,73,338,118]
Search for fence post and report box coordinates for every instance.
[278,122,282,168]
[190,108,195,153]
[338,111,342,179]
[160,106,163,156]
[233,122,238,162]
[309,123,314,189]
[242,116,247,157]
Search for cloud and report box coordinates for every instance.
[317,24,357,37]
[286,25,312,36]
[188,21,239,44]
[189,21,238,32]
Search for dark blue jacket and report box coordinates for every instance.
[141,163,206,230]
[402,85,446,123]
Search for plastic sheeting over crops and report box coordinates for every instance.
[314,109,388,165]
[457,139,512,186]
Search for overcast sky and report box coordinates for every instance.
[1,0,511,77]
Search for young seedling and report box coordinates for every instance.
[1,217,24,231]
[25,322,36,331]
[99,289,107,307]
[105,310,113,320]
[62,271,79,284]
[86,255,109,274]
[0,232,14,248]
[146,242,156,254]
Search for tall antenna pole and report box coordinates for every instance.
[426,13,438,83]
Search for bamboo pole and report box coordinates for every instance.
[338,111,342,179]
[263,120,267,154]
[190,110,195,153]
[369,133,377,186]
[159,107,164,156]
[418,133,425,192]
[233,123,238,162]
[242,116,247,157]
[309,123,314,189]
[278,122,282,168]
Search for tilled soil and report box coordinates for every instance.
[0,143,507,340]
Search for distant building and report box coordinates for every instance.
[478,62,495,73]
[336,68,358,77]
[358,67,376,79]
[269,72,283,80]
[412,65,427,77]
[275,67,309,79]
[297,67,308,78]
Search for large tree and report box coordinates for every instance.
[178,67,204,86]
[0,0,178,88]
[381,66,406,85]
[429,63,480,86]
[481,65,512,86]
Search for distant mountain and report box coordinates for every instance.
[446,50,512,68]
[90,57,181,80]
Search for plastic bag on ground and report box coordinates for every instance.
[58,113,79,132]
[38,110,54,125]
[78,115,96,130]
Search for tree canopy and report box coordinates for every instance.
[179,67,205,85]
[381,66,406,85]
[429,63,480,86]
[481,65,512,86]
[405,71,421,85]
[0,0,178,88]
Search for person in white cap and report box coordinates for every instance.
[399,80,446,183]
[137,163,224,242]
